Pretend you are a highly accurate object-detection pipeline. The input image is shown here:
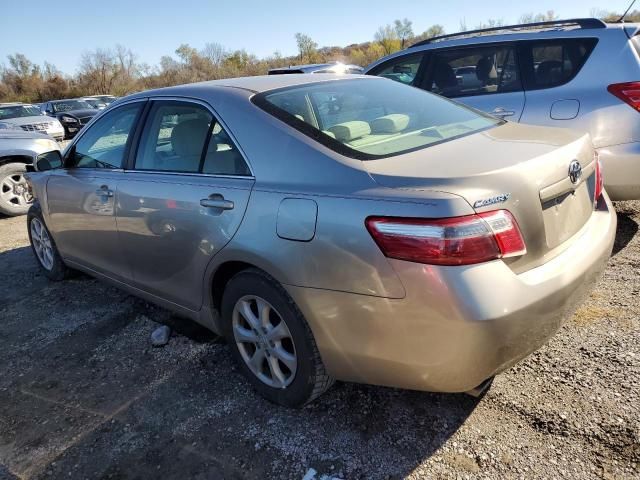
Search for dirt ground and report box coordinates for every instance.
[0,202,639,480]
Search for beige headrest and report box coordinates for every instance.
[370,114,410,134]
[171,119,210,157]
[328,121,371,142]
[322,130,336,139]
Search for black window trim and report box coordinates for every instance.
[251,78,503,161]
[125,96,254,178]
[63,99,147,170]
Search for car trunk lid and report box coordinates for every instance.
[362,122,597,273]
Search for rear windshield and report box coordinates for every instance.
[253,78,500,159]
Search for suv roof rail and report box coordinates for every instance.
[410,18,607,48]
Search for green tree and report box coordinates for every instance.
[375,25,401,55]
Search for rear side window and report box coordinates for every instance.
[368,53,425,86]
[425,44,521,98]
[520,38,597,90]
[134,101,250,176]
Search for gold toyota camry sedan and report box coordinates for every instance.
[25,74,616,406]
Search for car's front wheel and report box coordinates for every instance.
[221,269,334,407]
[0,162,32,216]
[27,205,72,281]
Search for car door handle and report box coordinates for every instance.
[200,198,234,210]
[96,186,114,197]
[491,107,516,117]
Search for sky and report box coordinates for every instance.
[0,0,633,74]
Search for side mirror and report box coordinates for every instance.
[34,150,63,171]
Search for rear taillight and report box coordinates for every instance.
[608,82,640,111]
[594,152,604,202]
[365,210,526,266]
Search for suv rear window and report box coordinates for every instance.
[253,78,500,159]
[521,38,597,90]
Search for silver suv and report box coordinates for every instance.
[365,18,640,200]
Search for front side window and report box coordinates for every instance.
[67,102,142,169]
[135,101,250,176]
[522,38,597,90]
[254,78,500,159]
[426,45,521,98]
[369,54,424,86]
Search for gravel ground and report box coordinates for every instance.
[0,202,638,480]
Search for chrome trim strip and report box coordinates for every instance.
[121,169,255,180]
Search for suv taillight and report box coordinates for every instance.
[365,210,526,266]
[607,82,640,111]
[594,152,604,202]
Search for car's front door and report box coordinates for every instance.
[45,101,145,281]
[116,99,254,311]
[423,43,526,122]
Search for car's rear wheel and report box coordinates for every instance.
[27,205,72,281]
[221,269,334,407]
[0,163,32,216]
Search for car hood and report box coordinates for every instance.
[0,129,51,140]
[56,109,98,118]
[0,115,57,126]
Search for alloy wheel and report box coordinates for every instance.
[1,172,32,209]
[30,217,54,271]
[232,295,297,388]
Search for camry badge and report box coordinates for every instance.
[568,160,582,184]
[473,193,511,209]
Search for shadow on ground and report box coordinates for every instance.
[612,210,639,256]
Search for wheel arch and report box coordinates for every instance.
[0,155,33,167]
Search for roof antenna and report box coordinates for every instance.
[617,0,637,22]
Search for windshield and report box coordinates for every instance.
[52,100,92,113]
[254,78,500,159]
[84,99,106,108]
[0,105,42,120]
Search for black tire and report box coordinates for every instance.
[27,204,73,281]
[221,268,334,407]
[0,162,31,216]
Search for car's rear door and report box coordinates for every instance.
[45,100,145,281]
[421,43,526,121]
[116,98,254,311]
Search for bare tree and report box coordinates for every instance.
[202,42,228,67]
[394,18,414,48]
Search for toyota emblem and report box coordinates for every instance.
[568,160,582,184]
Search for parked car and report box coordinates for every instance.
[40,99,99,139]
[25,75,615,406]
[0,103,65,141]
[0,130,59,216]
[269,62,364,75]
[365,18,640,200]
[80,96,109,110]
[92,94,118,105]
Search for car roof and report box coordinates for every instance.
[125,74,378,99]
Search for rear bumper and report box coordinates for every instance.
[286,194,616,392]
[597,142,640,200]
